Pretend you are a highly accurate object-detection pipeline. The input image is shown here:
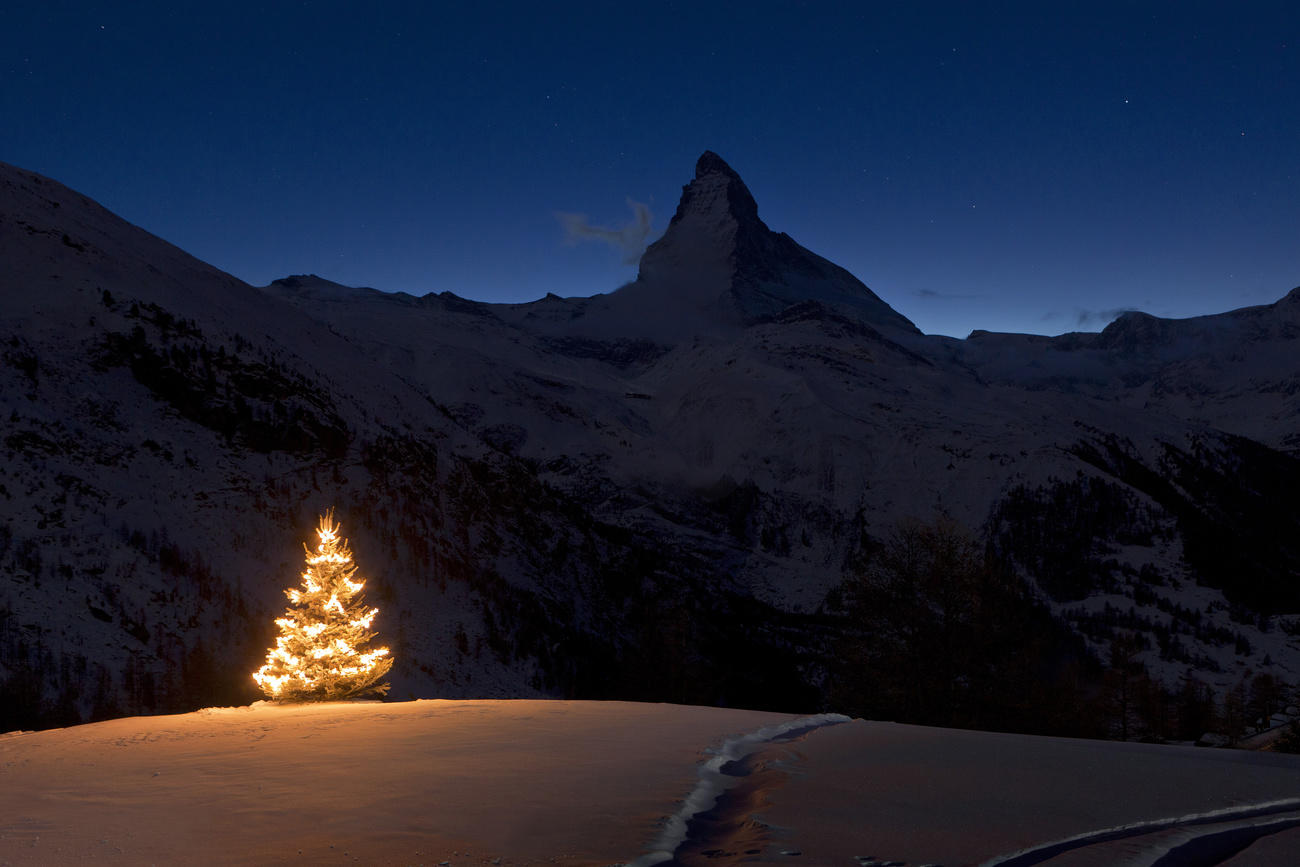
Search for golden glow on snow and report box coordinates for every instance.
[251,511,393,701]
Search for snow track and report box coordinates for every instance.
[982,798,1300,866]
[628,712,851,866]
[1142,816,1300,866]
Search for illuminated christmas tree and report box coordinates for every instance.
[252,511,393,701]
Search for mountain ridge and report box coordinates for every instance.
[2,154,1298,744]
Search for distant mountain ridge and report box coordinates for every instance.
[957,285,1300,452]
[2,153,1298,742]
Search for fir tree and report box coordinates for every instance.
[252,512,392,701]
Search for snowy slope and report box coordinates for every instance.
[3,153,1299,738]
[1,161,768,726]
[957,290,1300,452]
[2,701,1298,866]
[264,155,1300,708]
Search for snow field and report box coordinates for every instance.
[7,701,1298,866]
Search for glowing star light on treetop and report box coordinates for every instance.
[252,511,393,701]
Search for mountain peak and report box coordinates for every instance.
[625,151,918,335]
[264,274,379,302]
[661,150,761,230]
[695,150,741,180]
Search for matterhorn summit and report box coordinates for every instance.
[555,151,917,341]
[638,150,765,275]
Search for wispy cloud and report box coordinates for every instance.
[915,288,984,301]
[1074,307,1137,328]
[556,198,654,264]
[1040,307,1139,328]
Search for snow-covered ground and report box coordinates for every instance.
[2,700,1298,866]
[731,719,1300,866]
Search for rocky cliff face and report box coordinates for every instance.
[2,155,1297,740]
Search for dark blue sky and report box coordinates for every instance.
[4,2,1297,336]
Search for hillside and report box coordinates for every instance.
[1,153,1298,739]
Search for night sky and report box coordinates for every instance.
[4,2,1298,337]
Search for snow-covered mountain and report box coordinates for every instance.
[509,150,920,340]
[957,293,1300,452]
[2,154,1297,739]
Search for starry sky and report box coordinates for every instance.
[4,2,1298,337]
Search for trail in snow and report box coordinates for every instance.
[627,712,851,866]
[981,797,1300,867]
[1144,816,1300,866]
